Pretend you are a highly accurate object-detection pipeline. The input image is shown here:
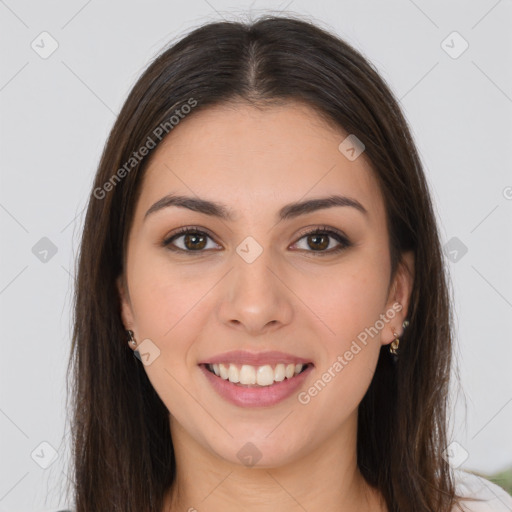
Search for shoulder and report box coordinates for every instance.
[452,469,512,512]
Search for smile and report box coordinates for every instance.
[206,362,311,387]
[199,362,314,407]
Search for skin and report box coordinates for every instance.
[118,101,414,512]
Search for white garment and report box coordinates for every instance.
[454,469,512,511]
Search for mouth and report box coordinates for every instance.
[199,361,314,407]
[203,362,313,388]
[198,350,314,407]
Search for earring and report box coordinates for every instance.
[389,330,400,355]
[390,319,409,356]
[127,330,137,347]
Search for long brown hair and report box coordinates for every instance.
[67,14,464,511]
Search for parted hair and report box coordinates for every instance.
[67,14,465,511]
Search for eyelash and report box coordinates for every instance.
[161,225,352,256]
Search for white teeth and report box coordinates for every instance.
[219,363,228,380]
[256,365,275,386]
[208,362,306,386]
[239,365,257,385]
[274,363,285,382]
[227,364,239,383]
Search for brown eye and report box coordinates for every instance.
[163,227,220,253]
[162,226,351,256]
[292,227,352,255]
[306,233,330,251]
[182,232,207,250]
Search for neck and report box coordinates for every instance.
[163,413,387,512]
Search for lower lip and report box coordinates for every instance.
[199,364,313,408]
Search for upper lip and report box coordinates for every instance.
[199,350,313,367]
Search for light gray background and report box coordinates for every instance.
[1,1,511,510]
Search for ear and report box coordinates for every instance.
[382,250,414,345]
[117,275,135,332]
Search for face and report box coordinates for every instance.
[118,101,413,468]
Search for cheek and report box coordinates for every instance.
[126,256,227,410]
[130,276,211,362]
[306,256,390,343]
[333,278,388,340]
[127,269,210,419]
[299,272,387,426]
[127,243,212,338]
[299,252,389,402]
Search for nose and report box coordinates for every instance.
[216,246,294,335]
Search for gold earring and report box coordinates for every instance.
[127,330,137,347]
[390,319,409,355]
[389,329,400,355]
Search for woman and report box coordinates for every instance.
[66,14,512,511]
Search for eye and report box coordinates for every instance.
[161,225,352,255]
[291,226,352,255]
[162,227,221,253]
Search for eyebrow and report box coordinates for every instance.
[144,194,368,222]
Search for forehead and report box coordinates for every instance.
[136,101,385,223]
